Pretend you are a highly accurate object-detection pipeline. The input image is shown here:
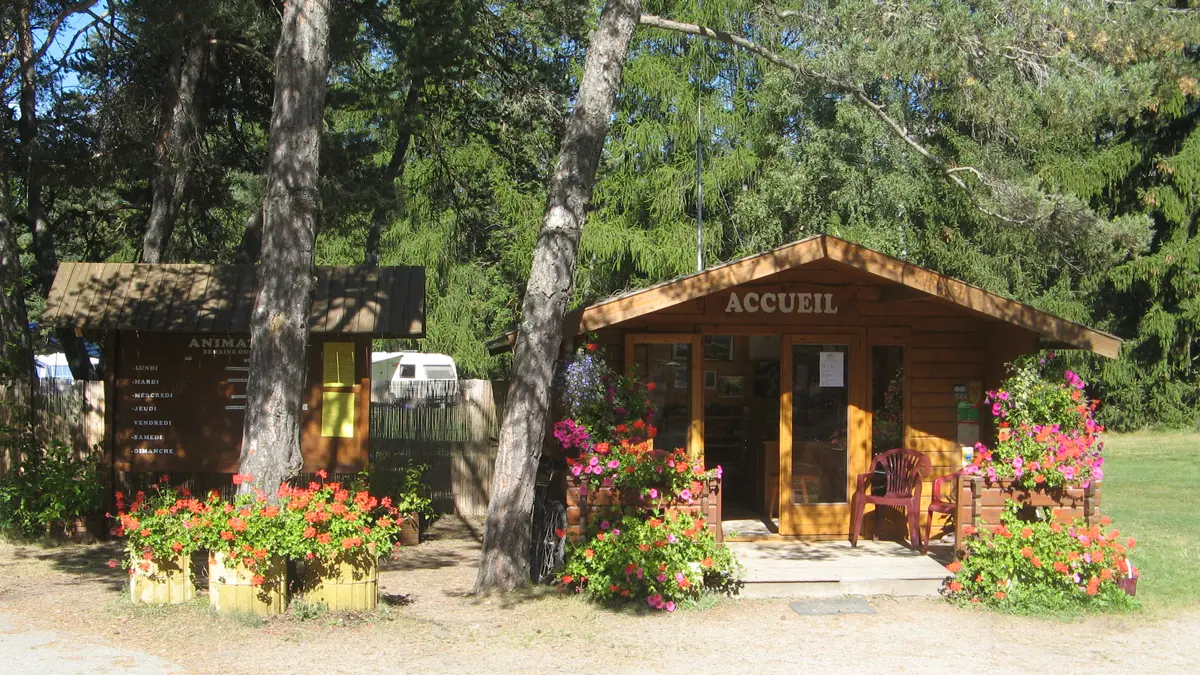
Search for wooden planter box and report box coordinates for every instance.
[208,552,287,615]
[564,476,722,543]
[954,476,1101,553]
[298,550,379,611]
[130,554,195,605]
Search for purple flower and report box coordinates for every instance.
[571,465,582,476]
[607,459,620,469]
[1092,468,1104,482]
[589,456,599,466]
[599,520,610,530]
[665,601,676,612]
[667,534,677,543]
[679,489,693,502]
[648,488,659,499]
[656,574,667,583]
[675,572,685,583]
[612,529,621,536]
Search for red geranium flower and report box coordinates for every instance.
[251,574,265,587]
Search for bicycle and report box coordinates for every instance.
[529,456,567,584]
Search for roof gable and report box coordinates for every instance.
[490,235,1119,358]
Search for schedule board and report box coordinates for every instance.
[115,333,251,471]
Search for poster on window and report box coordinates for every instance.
[819,351,844,388]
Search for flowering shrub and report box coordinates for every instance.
[555,342,655,447]
[559,512,742,611]
[944,505,1137,613]
[112,476,207,574]
[967,359,1104,490]
[276,470,405,560]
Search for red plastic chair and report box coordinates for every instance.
[924,467,968,554]
[850,448,931,550]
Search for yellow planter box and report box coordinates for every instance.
[299,550,379,611]
[208,552,287,615]
[130,554,195,605]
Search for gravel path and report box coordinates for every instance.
[0,613,183,675]
[1,517,1195,675]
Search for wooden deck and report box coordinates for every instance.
[727,540,951,599]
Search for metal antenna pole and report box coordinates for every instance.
[695,0,704,272]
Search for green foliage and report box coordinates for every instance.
[0,436,103,538]
[945,505,1138,616]
[387,463,435,524]
[5,0,1200,426]
[560,511,742,610]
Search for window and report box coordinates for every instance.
[424,365,455,380]
[398,364,416,379]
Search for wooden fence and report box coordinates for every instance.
[0,380,106,473]
[370,379,504,516]
[1,378,504,518]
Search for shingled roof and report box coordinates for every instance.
[42,263,425,338]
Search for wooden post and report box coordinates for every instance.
[689,333,703,461]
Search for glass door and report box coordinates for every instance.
[779,334,868,536]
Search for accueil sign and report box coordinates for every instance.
[724,291,839,314]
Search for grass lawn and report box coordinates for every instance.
[1102,431,1200,610]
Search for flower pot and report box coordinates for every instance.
[208,551,287,615]
[299,549,379,611]
[398,513,420,546]
[130,554,195,605]
[1117,575,1138,597]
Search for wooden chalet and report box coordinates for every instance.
[490,235,1119,540]
[41,263,425,481]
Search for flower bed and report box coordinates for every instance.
[944,506,1137,613]
[560,512,742,611]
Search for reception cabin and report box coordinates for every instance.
[490,235,1119,541]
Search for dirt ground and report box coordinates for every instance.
[0,515,1194,675]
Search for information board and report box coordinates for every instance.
[115,333,251,471]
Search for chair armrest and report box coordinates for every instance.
[931,469,967,504]
[855,472,873,494]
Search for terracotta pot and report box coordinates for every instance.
[208,551,287,615]
[298,549,379,611]
[398,513,420,546]
[129,554,195,605]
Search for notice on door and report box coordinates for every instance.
[819,351,844,388]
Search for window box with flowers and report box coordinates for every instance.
[112,478,206,605]
[279,471,404,611]
[958,361,1106,539]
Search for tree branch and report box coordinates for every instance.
[638,13,1029,224]
[208,38,274,70]
[0,0,101,92]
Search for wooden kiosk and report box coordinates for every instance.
[42,263,425,489]
[491,235,1119,540]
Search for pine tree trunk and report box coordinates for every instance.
[237,0,332,497]
[141,29,208,264]
[474,0,641,593]
[17,0,94,382]
[364,73,424,268]
[0,180,37,431]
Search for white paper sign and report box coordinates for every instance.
[819,351,844,387]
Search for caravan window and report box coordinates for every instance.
[424,365,455,380]
[398,364,416,379]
